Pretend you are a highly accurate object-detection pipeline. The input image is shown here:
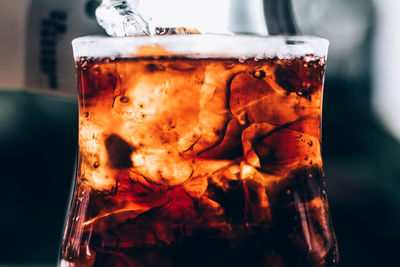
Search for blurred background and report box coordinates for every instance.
[1,0,400,266]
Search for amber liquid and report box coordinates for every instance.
[60,55,338,266]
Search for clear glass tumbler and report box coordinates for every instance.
[60,34,338,267]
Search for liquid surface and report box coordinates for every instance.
[61,56,338,267]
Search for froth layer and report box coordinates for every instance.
[72,34,329,59]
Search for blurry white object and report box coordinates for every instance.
[0,0,104,96]
[372,0,400,140]
[293,0,371,78]
[25,0,104,97]
[0,0,30,89]
[229,0,267,35]
[138,0,231,34]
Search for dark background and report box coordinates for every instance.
[1,0,400,266]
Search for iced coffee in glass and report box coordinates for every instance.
[59,34,338,266]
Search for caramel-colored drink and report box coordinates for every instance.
[60,54,338,266]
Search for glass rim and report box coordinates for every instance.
[72,34,329,59]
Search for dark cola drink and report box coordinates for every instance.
[60,36,338,267]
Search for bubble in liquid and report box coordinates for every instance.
[120,96,130,103]
[252,70,266,79]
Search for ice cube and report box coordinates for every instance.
[105,134,135,169]
[206,168,246,225]
[241,122,322,176]
[96,0,151,36]
[96,0,201,36]
[198,118,243,160]
[243,176,271,224]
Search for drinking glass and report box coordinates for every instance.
[60,34,337,267]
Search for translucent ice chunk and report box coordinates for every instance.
[96,0,151,36]
[241,122,322,176]
[96,0,201,36]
